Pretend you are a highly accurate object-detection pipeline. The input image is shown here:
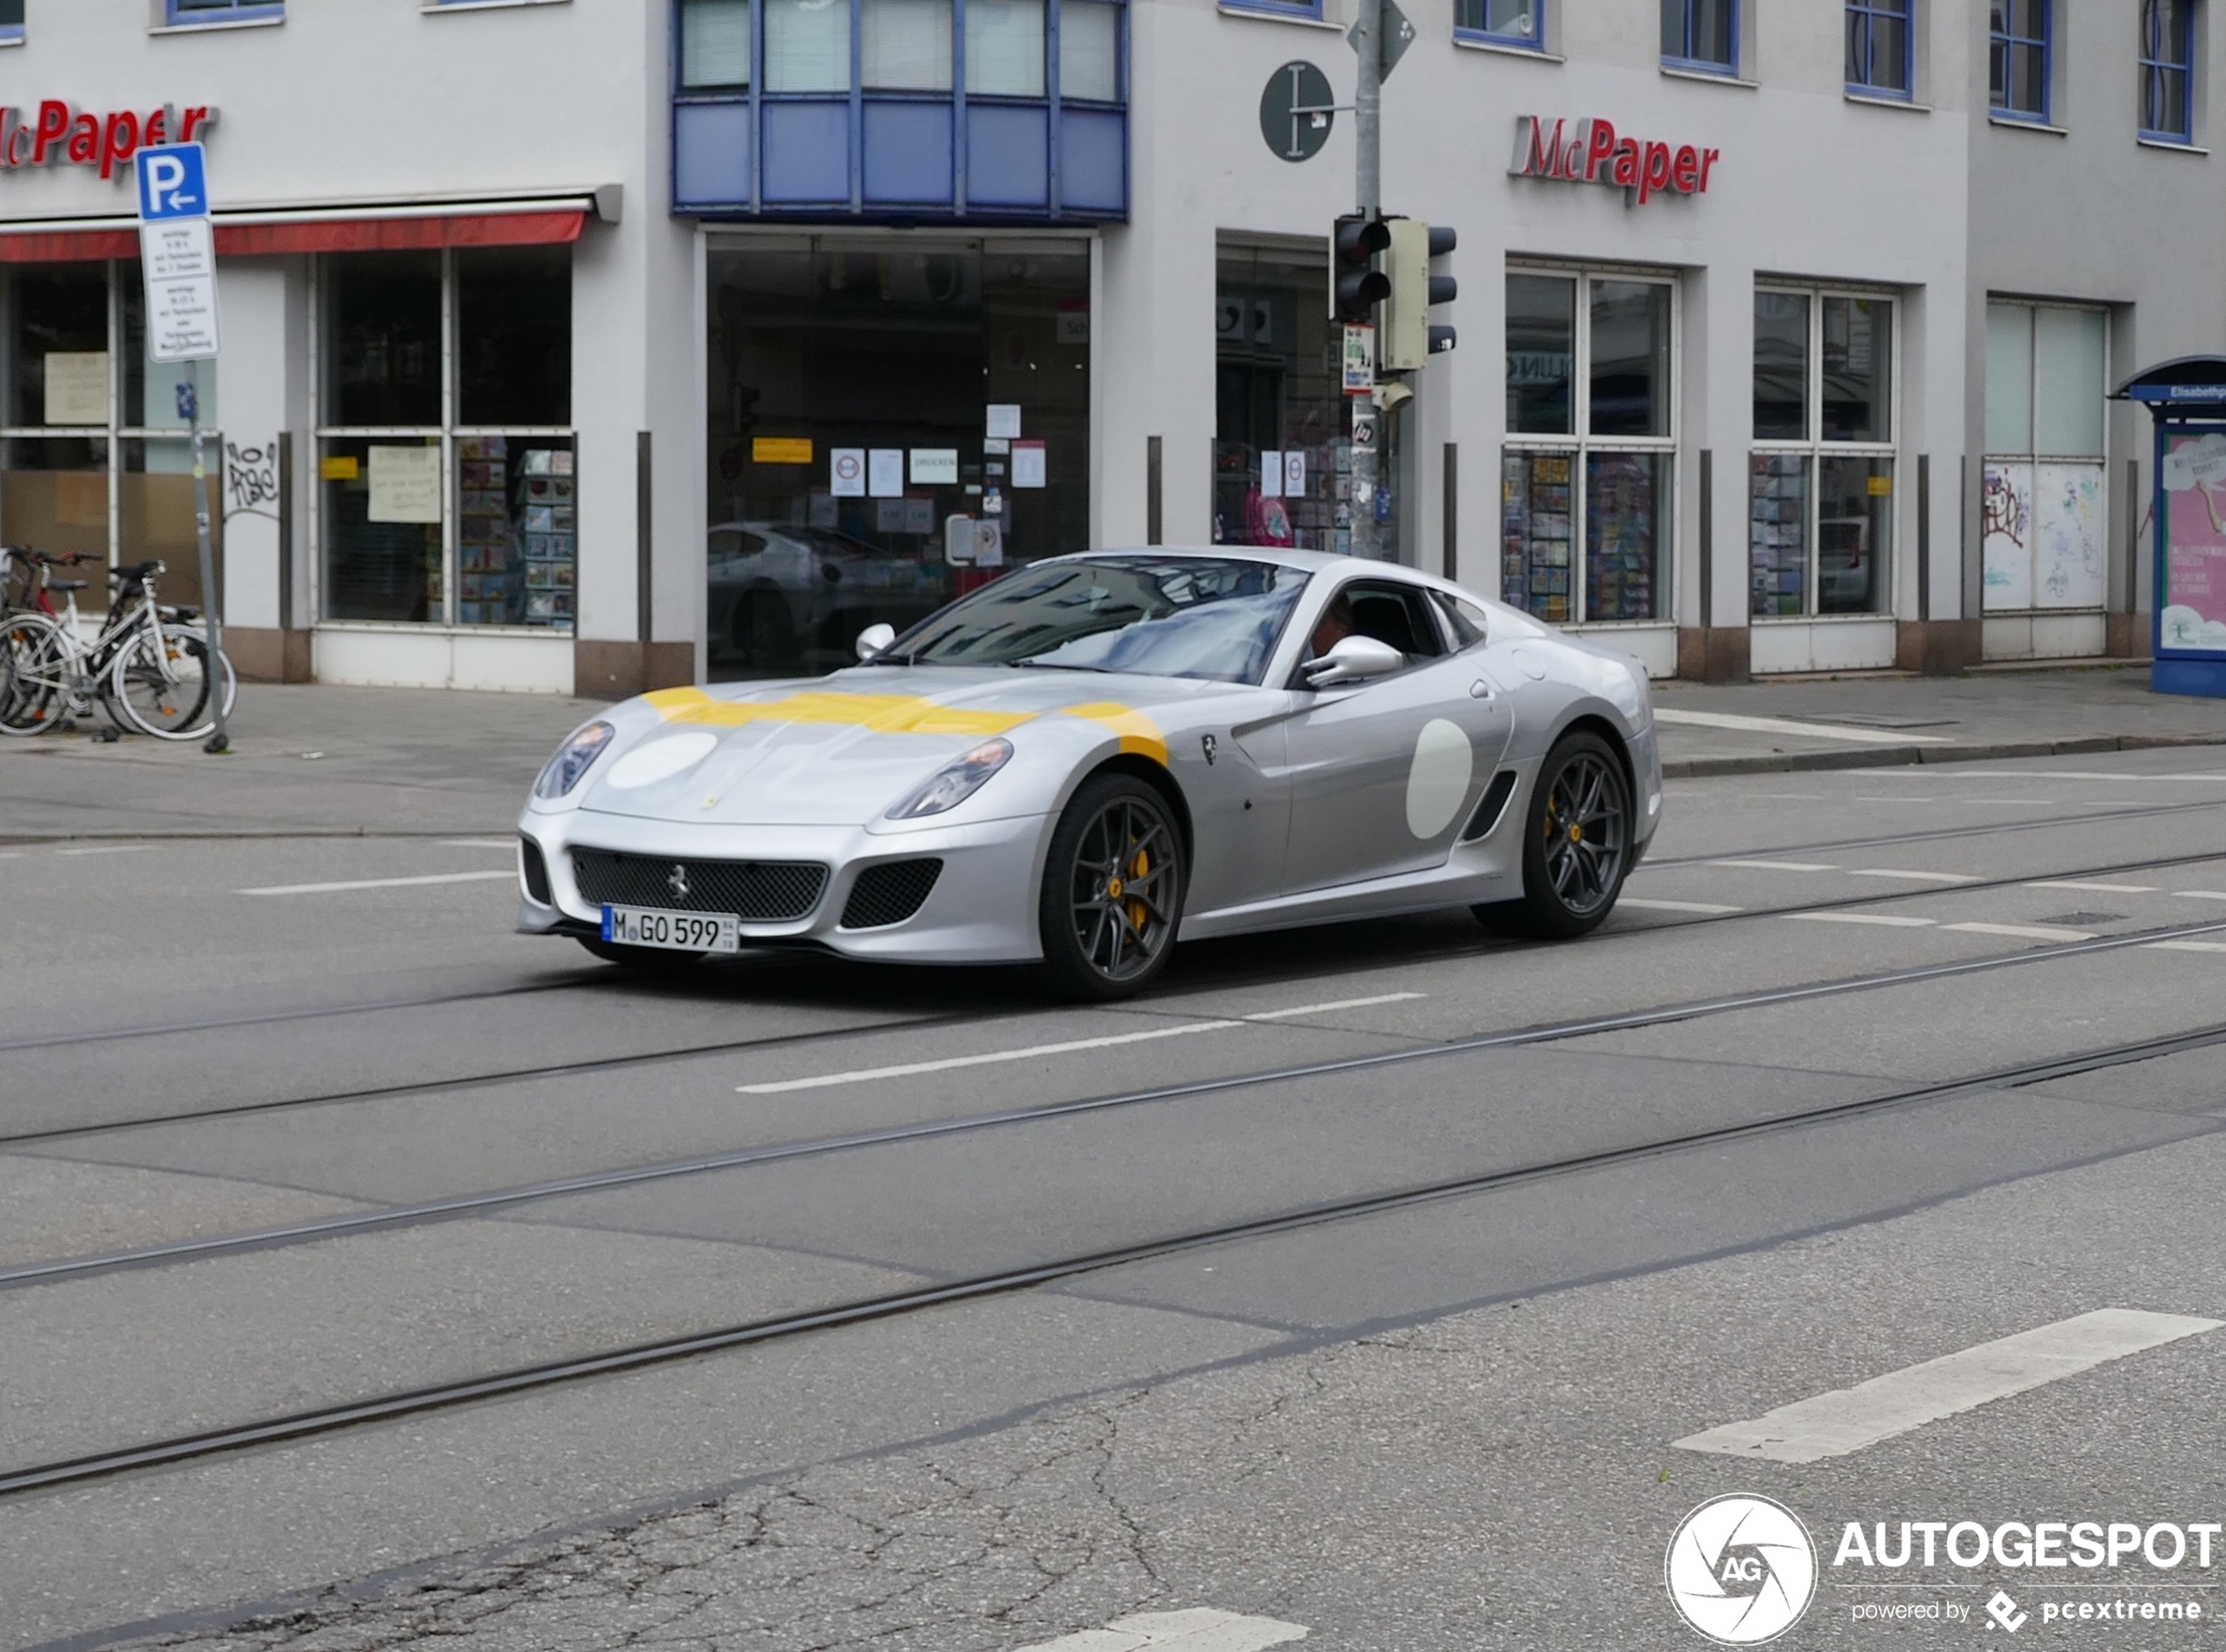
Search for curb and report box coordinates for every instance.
[1662,732,2226,779]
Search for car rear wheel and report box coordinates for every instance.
[1474,730,1631,940]
[1038,774,1186,1001]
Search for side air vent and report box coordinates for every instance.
[519,837,553,904]
[840,859,944,929]
[1461,770,1521,842]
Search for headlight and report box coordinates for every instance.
[534,720,614,799]
[886,738,1013,819]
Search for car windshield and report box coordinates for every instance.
[878,557,1308,684]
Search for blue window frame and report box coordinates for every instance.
[2141,0,2196,141]
[1222,0,1322,19]
[0,0,22,44]
[1846,0,1912,96]
[1456,0,1543,48]
[1989,0,2051,120]
[167,0,285,21]
[1661,0,1735,74]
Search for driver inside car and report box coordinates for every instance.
[1308,590,1355,659]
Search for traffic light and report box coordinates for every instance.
[1381,220,1457,370]
[1332,214,1392,325]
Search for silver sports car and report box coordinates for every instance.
[517,549,1662,999]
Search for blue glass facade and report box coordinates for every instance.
[671,0,1128,223]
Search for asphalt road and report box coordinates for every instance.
[7,748,2226,1649]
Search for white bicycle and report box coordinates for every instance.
[0,551,236,741]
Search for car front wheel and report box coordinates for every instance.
[1475,730,1632,940]
[1038,774,1186,1001]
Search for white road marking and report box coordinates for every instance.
[1620,897,1744,914]
[1706,859,1839,873]
[2174,890,2226,902]
[1673,1309,2222,1464]
[1925,769,2226,783]
[1015,1610,1308,1652]
[1738,792,1828,801]
[1967,797,2058,805]
[737,1021,1242,1094]
[55,844,153,856]
[1784,912,1937,928]
[441,838,517,849]
[1653,707,1952,744]
[2145,940,2226,954]
[2024,880,2159,894]
[1846,869,1981,884]
[238,870,519,897]
[1945,921,2098,940]
[1245,992,1425,1020]
[1856,796,1939,805]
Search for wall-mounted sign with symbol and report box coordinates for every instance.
[1352,412,1378,449]
[1284,450,1307,497]
[830,448,866,496]
[1260,60,1336,163]
[1343,324,1375,394]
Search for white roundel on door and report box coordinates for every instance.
[1405,718,1474,839]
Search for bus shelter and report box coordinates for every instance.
[2117,356,2226,698]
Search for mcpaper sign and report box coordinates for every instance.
[1510,115,1719,205]
[0,102,216,181]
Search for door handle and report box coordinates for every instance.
[1468,679,1494,700]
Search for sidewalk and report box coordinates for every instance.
[6,667,2225,840]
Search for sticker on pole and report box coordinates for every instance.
[135,143,218,363]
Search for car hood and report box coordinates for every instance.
[576,667,1235,826]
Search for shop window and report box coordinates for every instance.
[1846,0,1912,96]
[1748,289,1895,620]
[1502,269,1674,626]
[705,240,1089,679]
[1060,0,1121,100]
[0,0,23,44]
[766,0,853,92]
[864,0,954,89]
[317,248,576,630]
[679,0,752,89]
[968,0,1046,96]
[1661,0,1735,73]
[1981,301,2107,612]
[1456,0,1544,48]
[2141,0,2196,142]
[0,263,224,613]
[1215,245,1378,559]
[1990,0,2051,120]
[166,0,285,23]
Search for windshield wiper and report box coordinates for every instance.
[1010,660,1115,672]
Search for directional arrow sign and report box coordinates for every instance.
[1349,0,1416,81]
[1259,60,1336,162]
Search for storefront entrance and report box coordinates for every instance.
[704,237,1091,680]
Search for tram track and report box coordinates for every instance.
[7,909,2225,1297]
[4,960,2224,1501]
[8,839,2226,1151]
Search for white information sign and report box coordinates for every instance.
[911,448,960,486]
[1260,450,1285,499]
[868,448,904,498]
[43,353,109,426]
[830,447,866,497]
[1284,450,1307,497]
[367,444,443,524]
[136,144,219,364]
[1011,439,1046,489]
[985,404,1022,440]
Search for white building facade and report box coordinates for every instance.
[0,0,2211,692]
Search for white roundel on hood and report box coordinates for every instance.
[605,731,720,790]
[1406,719,1473,839]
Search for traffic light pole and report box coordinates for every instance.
[1350,0,1383,561]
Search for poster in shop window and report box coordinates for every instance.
[368,444,442,525]
[2032,463,2107,610]
[43,353,108,426]
[2161,431,2226,651]
[1981,461,2033,612]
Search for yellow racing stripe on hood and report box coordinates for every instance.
[646,686,1031,737]
[645,686,1170,763]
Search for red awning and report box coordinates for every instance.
[0,206,589,264]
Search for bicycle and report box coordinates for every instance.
[0,551,236,741]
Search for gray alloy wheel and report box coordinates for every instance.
[1039,774,1186,1001]
[1475,729,1631,940]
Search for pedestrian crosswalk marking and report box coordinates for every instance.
[1015,1608,1308,1651]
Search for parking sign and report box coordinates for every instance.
[136,143,218,362]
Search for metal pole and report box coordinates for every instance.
[188,360,227,754]
[1349,0,1383,561]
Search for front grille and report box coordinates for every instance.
[572,850,827,922]
[840,859,944,929]
[519,837,553,904]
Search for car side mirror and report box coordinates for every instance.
[855,622,897,662]
[1300,635,1404,688]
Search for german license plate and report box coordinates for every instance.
[600,905,741,954]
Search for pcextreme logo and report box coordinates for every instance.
[1667,1495,1818,1644]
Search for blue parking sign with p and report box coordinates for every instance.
[136,143,209,223]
